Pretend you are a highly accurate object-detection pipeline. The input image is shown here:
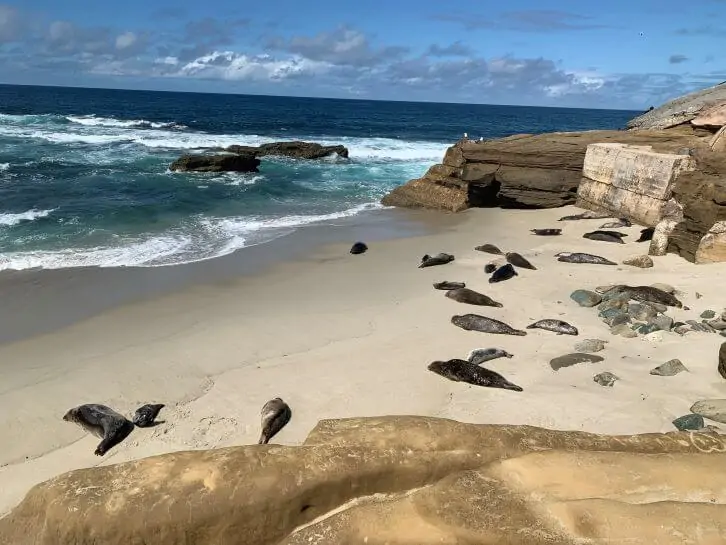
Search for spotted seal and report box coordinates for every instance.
[605,285,683,308]
[350,242,368,255]
[474,244,503,255]
[433,281,466,290]
[419,253,455,268]
[526,319,579,335]
[558,211,612,221]
[258,397,292,445]
[505,252,536,270]
[428,359,523,392]
[583,230,627,244]
[489,263,518,283]
[63,404,136,456]
[555,252,617,265]
[452,314,527,336]
[467,347,514,365]
[530,228,562,236]
[600,218,632,228]
[445,288,503,308]
[132,404,165,428]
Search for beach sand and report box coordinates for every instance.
[1,204,725,516]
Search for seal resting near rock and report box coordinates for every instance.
[505,252,536,270]
[419,253,454,268]
[484,263,497,273]
[474,244,502,255]
[258,398,292,445]
[349,242,368,255]
[606,285,683,308]
[637,227,655,242]
[558,211,611,221]
[600,218,632,228]
[62,404,136,456]
[467,348,514,365]
[452,314,527,336]
[445,288,503,308]
[428,359,523,392]
[555,252,617,265]
[530,228,561,236]
[433,281,465,290]
[526,319,579,336]
[583,230,627,244]
[489,263,518,283]
[132,404,165,428]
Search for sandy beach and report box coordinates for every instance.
[1,204,726,516]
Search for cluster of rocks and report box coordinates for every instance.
[169,141,349,173]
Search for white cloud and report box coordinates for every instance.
[175,51,330,81]
[115,32,137,50]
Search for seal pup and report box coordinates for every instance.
[505,252,536,270]
[474,244,503,255]
[605,285,683,308]
[433,281,466,290]
[637,227,655,242]
[558,211,611,221]
[419,253,454,268]
[451,314,527,336]
[258,397,292,445]
[428,359,523,392]
[467,348,514,365]
[555,252,617,265]
[489,263,517,283]
[132,404,165,428]
[526,319,579,336]
[600,218,632,228]
[583,231,626,244]
[445,288,503,308]
[530,228,562,236]
[350,242,368,255]
[63,404,135,456]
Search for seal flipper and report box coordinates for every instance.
[132,403,166,427]
[95,418,134,456]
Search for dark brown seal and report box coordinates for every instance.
[259,397,292,444]
[63,404,135,456]
[451,314,527,336]
[428,359,523,391]
[445,288,503,308]
[505,252,536,270]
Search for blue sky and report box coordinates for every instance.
[0,0,724,109]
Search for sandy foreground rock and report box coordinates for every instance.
[2,415,726,545]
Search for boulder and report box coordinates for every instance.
[169,153,260,173]
[226,141,349,160]
[626,82,726,130]
[3,416,726,544]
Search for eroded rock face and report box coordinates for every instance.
[626,82,726,130]
[169,153,260,173]
[2,415,726,545]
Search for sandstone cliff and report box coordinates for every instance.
[2,415,726,545]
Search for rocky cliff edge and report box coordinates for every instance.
[2,415,726,544]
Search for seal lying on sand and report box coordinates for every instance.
[637,227,655,242]
[530,228,561,236]
[452,314,527,336]
[467,348,513,365]
[558,211,611,221]
[484,263,497,273]
[428,359,523,392]
[505,252,536,270]
[606,285,683,308]
[526,319,579,335]
[350,242,368,255]
[419,253,455,268]
[63,404,136,456]
[474,244,503,255]
[132,404,165,427]
[600,218,632,228]
[489,263,518,283]
[433,281,466,290]
[555,252,617,265]
[258,397,292,445]
[445,288,503,308]
[583,230,627,244]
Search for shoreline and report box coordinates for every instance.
[2,204,726,516]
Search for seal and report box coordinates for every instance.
[489,263,518,283]
[505,252,536,270]
[530,228,562,236]
[474,244,503,255]
[433,281,466,290]
[583,231,626,244]
[419,253,455,268]
[445,288,503,308]
[451,314,527,336]
[600,218,632,228]
[467,347,514,365]
[484,263,497,273]
[558,211,612,221]
[526,319,579,335]
[427,359,523,392]
[555,252,617,265]
[605,285,683,308]
[132,404,165,428]
[62,404,135,456]
[637,227,655,242]
[350,242,368,255]
[258,397,292,445]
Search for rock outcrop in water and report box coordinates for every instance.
[225,141,349,160]
[2,415,726,545]
[169,153,261,173]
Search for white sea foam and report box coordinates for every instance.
[0,202,382,271]
[66,115,187,130]
[0,208,55,227]
[0,163,8,171]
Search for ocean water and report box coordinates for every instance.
[0,84,639,271]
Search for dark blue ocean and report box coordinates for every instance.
[0,84,639,270]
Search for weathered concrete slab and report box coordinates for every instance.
[695,221,726,264]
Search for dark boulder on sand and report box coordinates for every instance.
[169,153,260,173]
